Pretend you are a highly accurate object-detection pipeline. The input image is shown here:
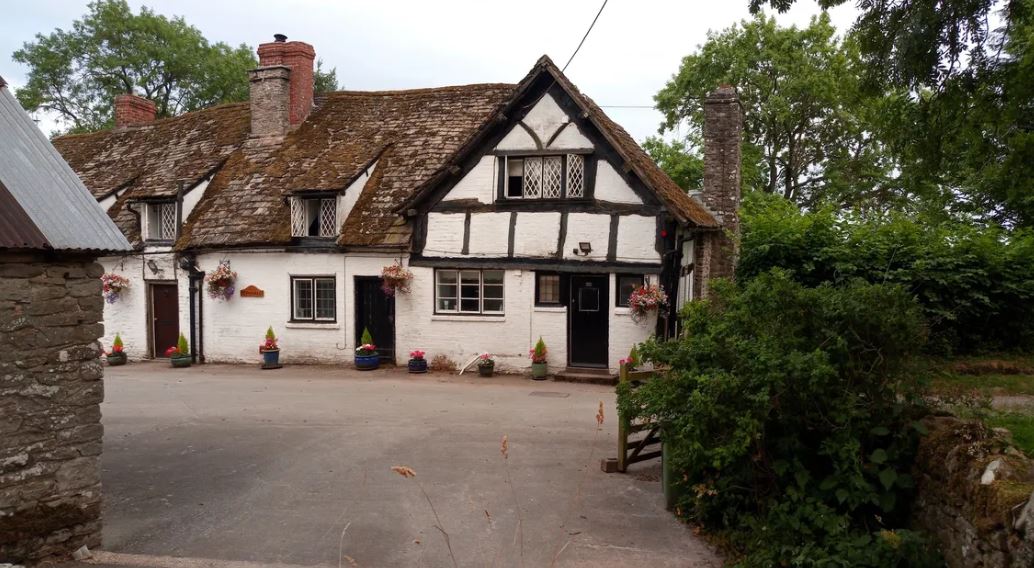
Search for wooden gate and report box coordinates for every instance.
[616,364,662,472]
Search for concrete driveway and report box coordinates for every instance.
[97,362,719,567]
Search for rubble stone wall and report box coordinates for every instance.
[0,252,105,564]
[913,416,1034,568]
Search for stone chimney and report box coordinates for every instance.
[700,85,742,280]
[114,93,156,129]
[248,34,315,139]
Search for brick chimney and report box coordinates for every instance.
[114,93,156,129]
[248,34,315,139]
[700,85,743,280]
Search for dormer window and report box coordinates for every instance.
[501,154,584,199]
[144,202,177,241]
[290,196,337,238]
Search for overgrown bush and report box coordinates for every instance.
[738,193,1034,354]
[619,271,940,566]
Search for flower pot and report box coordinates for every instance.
[107,352,127,366]
[408,358,427,374]
[478,364,494,377]
[261,349,280,369]
[531,362,548,380]
[355,354,380,371]
[170,354,192,368]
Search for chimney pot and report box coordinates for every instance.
[113,93,157,129]
[274,34,287,42]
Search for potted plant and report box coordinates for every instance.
[205,260,237,301]
[165,333,191,368]
[477,353,495,377]
[355,327,379,371]
[100,273,130,304]
[619,345,639,372]
[259,326,280,369]
[408,350,427,374]
[380,262,414,296]
[627,284,670,323]
[529,337,548,380]
[107,333,127,366]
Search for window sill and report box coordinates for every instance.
[431,314,505,323]
[533,306,566,313]
[285,322,340,330]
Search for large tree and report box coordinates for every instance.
[751,0,1034,226]
[13,0,340,134]
[653,14,904,211]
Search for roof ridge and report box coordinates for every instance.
[54,101,250,140]
[320,83,516,97]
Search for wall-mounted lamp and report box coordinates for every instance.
[146,259,160,275]
[573,241,592,256]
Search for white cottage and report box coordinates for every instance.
[53,35,742,375]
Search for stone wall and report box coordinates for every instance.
[0,252,105,564]
[913,416,1034,567]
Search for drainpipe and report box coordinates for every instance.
[181,254,205,364]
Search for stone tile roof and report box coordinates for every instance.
[179,84,515,249]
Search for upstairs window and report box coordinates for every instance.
[502,154,585,199]
[290,196,337,238]
[144,202,177,241]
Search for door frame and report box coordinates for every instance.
[566,273,610,369]
[354,275,396,362]
[147,281,179,358]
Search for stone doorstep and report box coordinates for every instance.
[552,367,618,386]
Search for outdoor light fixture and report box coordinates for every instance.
[146,259,159,275]
[575,241,592,255]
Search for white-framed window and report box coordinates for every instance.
[144,202,177,241]
[502,154,585,199]
[290,197,338,238]
[435,269,504,314]
[291,276,336,321]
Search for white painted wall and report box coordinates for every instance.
[98,193,118,212]
[394,267,657,373]
[441,156,495,204]
[467,212,511,256]
[520,93,567,145]
[546,122,592,151]
[98,251,179,360]
[615,215,660,263]
[512,212,561,257]
[424,213,466,257]
[562,213,611,262]
[495,127,537,151]
[182,251,398,364]
[594,161,643,204]
[340,160,377,225]
[181,177,210,221]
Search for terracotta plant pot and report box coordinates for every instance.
[531,362,548,380]
[408,358,427,373]
[355,354,380,371]
[107,352,127,366]
[170,355,192,368]
[478,364,494,377]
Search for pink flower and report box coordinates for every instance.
[410,350,425,359]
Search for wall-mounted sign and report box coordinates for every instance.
[239,285,265,298]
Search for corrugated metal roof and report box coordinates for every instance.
[0,179,50,249]
[0,85,130,252]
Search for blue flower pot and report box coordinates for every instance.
[408,358,427,373]
[261,349,280,368]
[355,354,380,371]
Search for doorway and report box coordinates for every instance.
[149,283,179,357]
[568,274,609,368]
[354,276,395,362]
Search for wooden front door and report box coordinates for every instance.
[355,276,395,362]
[151,283,179,358]
[568,274,609,368]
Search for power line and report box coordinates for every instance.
[598,105,655,109]
[562,0,609,73]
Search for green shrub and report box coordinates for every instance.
[619,270,938,565]
[360,327,374,346]
[738,192,1034,354]
[177,333,189,356]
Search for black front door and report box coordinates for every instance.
[151,283,179,357]
[569,274,609,368]
[355,276,395,362]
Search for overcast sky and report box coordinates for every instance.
[1,0,857,140]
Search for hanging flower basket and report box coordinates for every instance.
[380,262,414,296]
[100,273,130,304]
[205,261,237,301]
[628,284,669,324]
